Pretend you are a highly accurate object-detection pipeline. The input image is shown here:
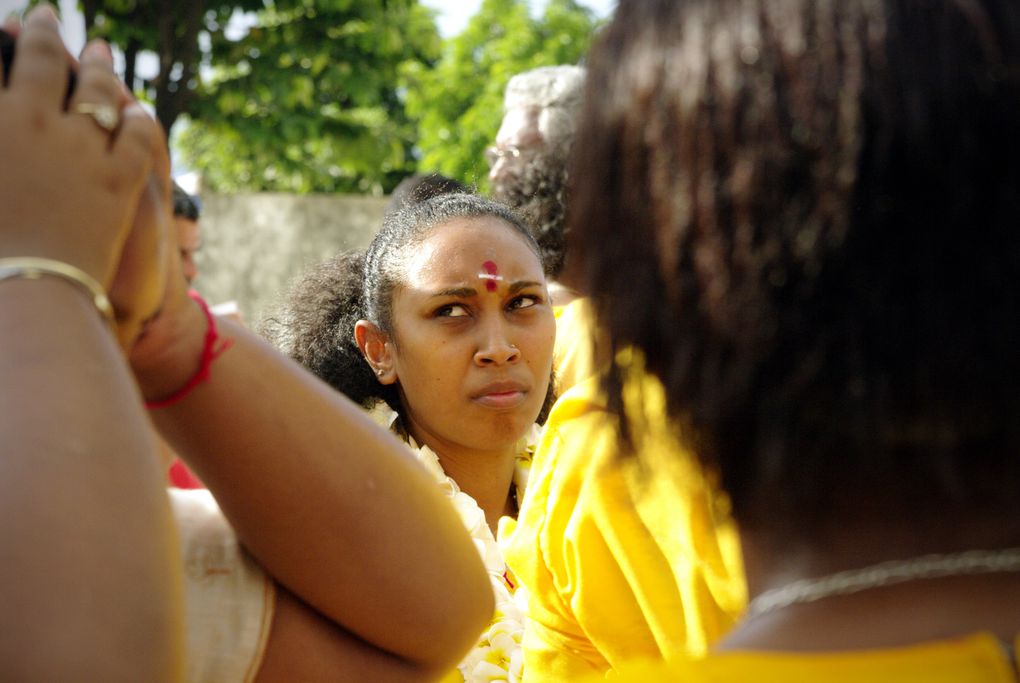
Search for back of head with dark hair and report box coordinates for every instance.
[172,181,200,221]
[386,173,470,217]
[570,0,1020,541]
[266,192,554,420]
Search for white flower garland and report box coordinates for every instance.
[396,417,538,683]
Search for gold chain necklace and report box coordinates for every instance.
[746,547,1020,618]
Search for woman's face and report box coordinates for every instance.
[384,215,556,454]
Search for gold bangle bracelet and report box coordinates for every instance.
[0,257,115,330]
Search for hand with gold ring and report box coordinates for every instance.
[72,101,120,132]
[70,33,170,349]
[0,6,160,297]
[0,8,184,680]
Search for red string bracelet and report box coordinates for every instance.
[146,290,234,409]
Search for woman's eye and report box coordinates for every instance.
[509,295,539,310]
[436,304,469,318]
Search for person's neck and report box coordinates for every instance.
[722,520,1020,653]
[408,428,518,535]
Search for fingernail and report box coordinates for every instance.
[26,4,59,25]
[83,39,113,62]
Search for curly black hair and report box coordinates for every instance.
[261,250,399,412]
[265,192,557,422]
[493,156,570,278]
[571,0,1020,540]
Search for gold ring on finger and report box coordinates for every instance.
[72,102,120,132]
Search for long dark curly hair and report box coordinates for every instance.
[570,0,1020,541]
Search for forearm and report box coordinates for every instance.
[255,587,456,683]
[141,302,491,671]
[0,281,183,682]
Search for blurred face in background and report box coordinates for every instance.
[488,106,546,193]
[489,106,571,277]
[174,216,201,284]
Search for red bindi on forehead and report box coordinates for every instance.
[479,260,500,292]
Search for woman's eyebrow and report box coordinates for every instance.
[509,280,543,294]
[427,280,543,299]
[429,286,477,299]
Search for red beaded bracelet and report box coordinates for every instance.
[146,290,234,409]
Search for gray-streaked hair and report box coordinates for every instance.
[503,65,586,150]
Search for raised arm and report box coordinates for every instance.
[132,249,492,679]
[0,8,182,681]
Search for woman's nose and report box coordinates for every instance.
[474,322,520,366]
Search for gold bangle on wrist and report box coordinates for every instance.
[0,257,116,331]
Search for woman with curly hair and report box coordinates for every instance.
[265,192,557,682]
[566,0,1020,679]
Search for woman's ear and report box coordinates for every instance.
[354,320,397,385]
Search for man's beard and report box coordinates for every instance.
[492,156,569,278]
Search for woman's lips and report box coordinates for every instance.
[473,390,527,409]
[471,381,528,409]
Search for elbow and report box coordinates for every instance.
[414,554,495,676]
[459,568,497,653]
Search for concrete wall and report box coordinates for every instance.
[193,192,389,325]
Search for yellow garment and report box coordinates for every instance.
[552,297,599,395]
[588,633,1020,682]
[503,361,746,682]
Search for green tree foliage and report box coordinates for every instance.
[79,0,262,137]
[177,0,441,194]
[403,0,599,190]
